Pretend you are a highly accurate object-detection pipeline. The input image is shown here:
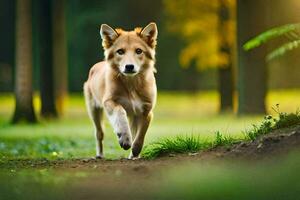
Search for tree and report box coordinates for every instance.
[163,0,236,112]
[36,0,58,118]
[53,0,68,115]
[217,0,234,112]
[12,0,37,123]
[237,0,269,115]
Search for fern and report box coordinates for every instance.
[267,39,300,61]
[243,23,300,60]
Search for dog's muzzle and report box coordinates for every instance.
[124,64,136,74]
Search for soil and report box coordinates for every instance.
[1,125,300,200]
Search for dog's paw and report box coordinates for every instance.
[128,152,140,160]
[95,155,104,159]
[117,133,132,150]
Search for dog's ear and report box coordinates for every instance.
[140,22,158,48]
[100,24,118,49]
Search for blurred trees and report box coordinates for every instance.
[12,0,37,123]
[217,0,234,112]
[11,0,68,123]
[237,0,269,114]
[53,0,68,115]
[35,0,58,118]
[164,0,236,112]
[0,0,300,121]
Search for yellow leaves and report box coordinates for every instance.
[164,0,236,70]
[179,38,230,70]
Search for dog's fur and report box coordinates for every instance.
[83,23,158,159]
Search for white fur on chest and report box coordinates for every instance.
[120,93,144,115]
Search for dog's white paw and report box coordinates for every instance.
[117,133,132,150]
[128,152,140,160]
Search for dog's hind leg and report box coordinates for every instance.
[129,112,153,159]
[84,85,104,158]
[91,107,104,159]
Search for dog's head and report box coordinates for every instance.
[100,23,158,76]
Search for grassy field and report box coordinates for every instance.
[1,90,300,200]
[1,90,300,160]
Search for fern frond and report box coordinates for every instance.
[243,23,300,51]
[267,39,300,61]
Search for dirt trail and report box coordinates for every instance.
[2,124,300,170]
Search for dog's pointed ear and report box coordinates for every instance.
[140,22,158,48]
[100,24,118,49]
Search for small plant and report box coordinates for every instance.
[213,131,235,147]
[245,105,300,141]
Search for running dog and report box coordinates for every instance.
[83,22,158,159]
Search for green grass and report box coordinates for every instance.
[141,135,205,159]
[142,107,300,159]
[1,90,300,161]
[141,132,238,159]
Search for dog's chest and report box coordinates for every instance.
[119,92,144,115]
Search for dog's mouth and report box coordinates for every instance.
[122,70,138,76]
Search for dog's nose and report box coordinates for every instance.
[124,64,135,73]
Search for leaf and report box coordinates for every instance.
[243,23,300,51]
[266,39,300,61]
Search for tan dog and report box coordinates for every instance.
[83,23,157,159]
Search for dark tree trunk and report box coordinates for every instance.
[53,0,68,115]
[36,0,57,118]
[218,66,233,112]
[237,0,268,115]
[217,0,234,112]
[12,0,37,124]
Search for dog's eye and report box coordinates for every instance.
[135,48,143,55]
[116,49,125,55]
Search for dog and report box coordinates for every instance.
[83,22,158,159]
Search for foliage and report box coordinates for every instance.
[243,23,300,61]
[245,105,300,141]
[142,133,237,159]
[163,0,236,69]
[141,135,205,159]
[213,131,235,147]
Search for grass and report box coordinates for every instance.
[142,106,300,159]
[141,135,205,159]
[0,90,300,161]
[141,132,238,159]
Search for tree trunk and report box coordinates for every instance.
[53,0,68,115]
[37,0,58,118]
[217,0,234,112]
[218,66,233,112]
[12,0,37,124]
[237,0,268,115]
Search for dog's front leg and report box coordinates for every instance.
[129,112,153,159]
[104,100,132,150]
